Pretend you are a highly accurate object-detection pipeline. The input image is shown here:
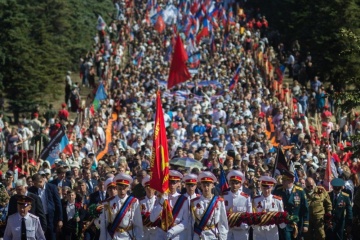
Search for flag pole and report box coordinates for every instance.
[272,145,281,178]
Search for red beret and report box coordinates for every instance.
[61,103,66,108]
[292,98,297,103]
[321,122,328,127]
[33,113,39,117]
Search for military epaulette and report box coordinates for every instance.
[341,192,349,197]
[101,196,115,204]
[274,185,284,191]
[29,213,39,219]
[191,196,201,203]
[218,197,224,201]
[273,195,282,200]
[294,186,304,191]
[254,195,261,199]
[240,192,249,198]
[196,194,201,197]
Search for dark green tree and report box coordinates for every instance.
[0,0,114,122]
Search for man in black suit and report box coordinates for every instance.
[89,177,108,205]
[7,179,47,232]
[49,167,72,188]
[82,168,97,194]
[28,173,63,240]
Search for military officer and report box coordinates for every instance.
[183,174,201,240]
[224,170,252,240]
[191,171,228,240]
[303,177,332,240]
[4,195,46,240]
[139,175,157,240]
[273,171,309,240]
[327,178,352,240]
[99,173,143,240]
[150,170,189,240]
[253,176,285,240]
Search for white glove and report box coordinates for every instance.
[279,223,287,229]
[166,230,173,239]
[159,195,168,205]
[240,223,249,230]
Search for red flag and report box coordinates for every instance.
[154,15,165,33]
[149,91,173,231]
[167,35,191,89]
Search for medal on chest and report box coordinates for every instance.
[294,193,300,206]
[257,201,262,209]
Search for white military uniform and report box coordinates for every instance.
[99,173,143,240]
[150,170,189,240]
[4,212,46,240]
[140,175,157,240]
[252,176,285,240]
[140,195,157,240]
[183,173,201,240]
[223,190,252,240]
[191,171,229,240]
[225,170,252,240]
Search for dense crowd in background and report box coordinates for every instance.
[0,0,359,239]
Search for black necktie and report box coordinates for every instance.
[286,190,290,199]
[21,217,27,240]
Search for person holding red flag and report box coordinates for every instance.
[150,170,189,239]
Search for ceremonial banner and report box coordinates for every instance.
[149,91,173,231]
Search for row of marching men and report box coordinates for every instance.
[93,169,285,240]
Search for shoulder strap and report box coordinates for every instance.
[194,196,219,236]
[172,195,188,219]
[107,196,136,238]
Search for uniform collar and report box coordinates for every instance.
[17,213,30,220]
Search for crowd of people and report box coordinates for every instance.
[0,0,359,239]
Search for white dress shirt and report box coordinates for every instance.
[38,185,47,214]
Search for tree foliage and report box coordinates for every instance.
[257,0,360,88]
[0,0,113,121]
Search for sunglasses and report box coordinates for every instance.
[306,185,313,189]
[169,180,179,184]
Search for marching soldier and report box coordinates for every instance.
[191,171,228,240]
[183,174,201,240]
[224,170,252,240]
[99,173,143,240]
[274,171,309,240]
[4,195,46,240]
[150,170,189,240]
[303,177,332,240]
[139,175,157,240]
[253,176,286,240]
[327,178,352,240]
